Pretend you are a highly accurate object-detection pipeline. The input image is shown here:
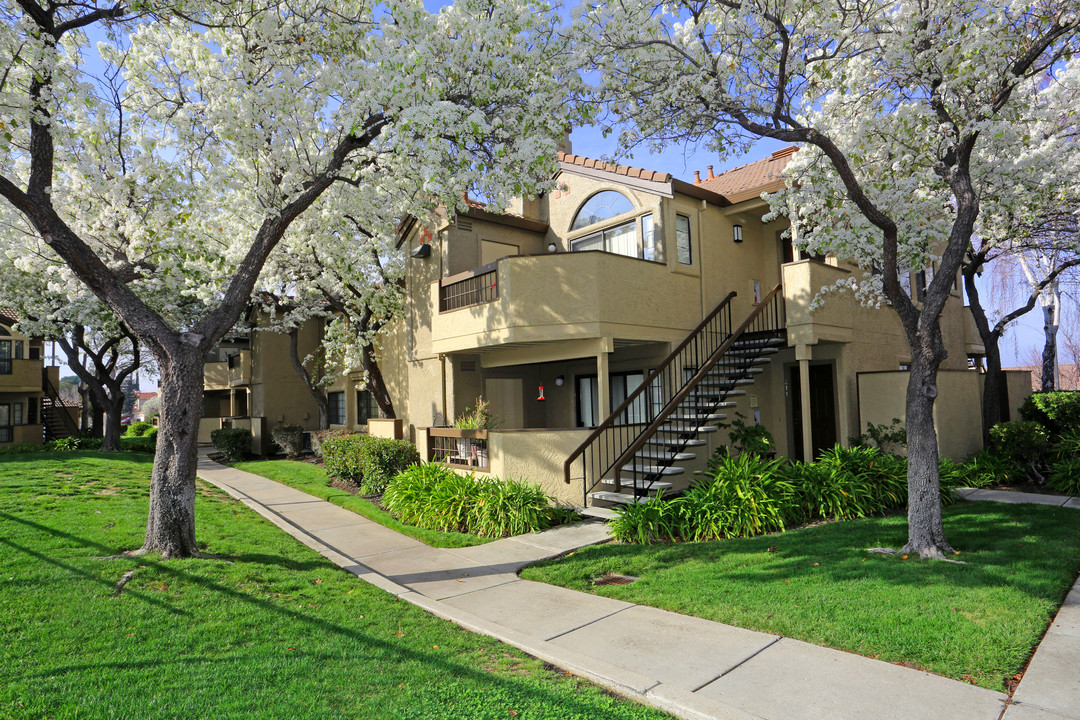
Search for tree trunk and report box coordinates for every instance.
[89,396,104,438]
[288,327,329,431]
[1042,289,1060,392]
[139,347,205,558]
[101,394,125,452]
[79,385,90,434]
[361,343,395,418]
[902,347,955,559]
[963,270,1006,444]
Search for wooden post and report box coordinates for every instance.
[797,344,813,462]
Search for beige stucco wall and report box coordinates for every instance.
[249,319,325,432]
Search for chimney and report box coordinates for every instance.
[707,165,715,180]
[694,171,701,185]
[556,127,572,156]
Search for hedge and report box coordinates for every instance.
[321,435,419,494]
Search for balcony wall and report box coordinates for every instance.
[782,260,854,346]
[0,359,44,393]
[431,252,701,354]
[204,361,229,391]
[229,350,252,387]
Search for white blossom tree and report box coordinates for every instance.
[0,0,573,557]
[576,0,1080,557]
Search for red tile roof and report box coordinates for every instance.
[134,391,157,400]
[695,146,797,203]
[557,151,672,183]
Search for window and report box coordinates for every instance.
[328,391,346,425]
[356,389,380,424]
[641,214,661,262]
[571,220,639,258]
[28,346,39,360]
[570,191,634,231]
[576,371,648,427]
[676,215,692,265]
[14,341,22,359]
[0,403,10,441]
[27,398,37,424]
[13,402,22,426]
[0,340,10,374]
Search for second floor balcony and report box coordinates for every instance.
[0,358,45,393]
[430,251,703,354]
[228,350,252,387]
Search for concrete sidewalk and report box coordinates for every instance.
[196,453,1078,720]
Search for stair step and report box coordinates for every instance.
[601,478,675,490]
[658,424,719,434]
[685,398,738,408]
[577,506,619,520]
[697,379,755,389]
[633,450,696,462]
[588,491,655,505]
[668,413,726,422]
[622,464,685,476]
[708,367,764,378]
[643,437,708,448]
[726,347,780,356]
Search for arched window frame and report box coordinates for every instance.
[567,190,662,262]
[570,190,635,231]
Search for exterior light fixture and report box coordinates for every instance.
[410,243,431,259]
[733,224,743,244]
[547,242,557,253]
[537,385,546,401]
[555,375,565,387]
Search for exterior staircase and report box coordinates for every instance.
[565,286,785,509]
[41,369,77,441]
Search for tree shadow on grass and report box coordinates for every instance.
[0,511,660,719]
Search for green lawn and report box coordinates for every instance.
[522,503,1080,691]
[233,459,493,548]
[0,452,667,720]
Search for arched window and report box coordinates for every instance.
[570,191,634,231]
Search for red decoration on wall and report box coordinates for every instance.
[537,385,546,401]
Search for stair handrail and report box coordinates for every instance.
[563,291,737,489]
[607,283,783,488]
[41,368,79,437]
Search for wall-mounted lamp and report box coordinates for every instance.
[555,375,565,387]
[410,243,431,259]
[733,224,743,244]
[547,242,558,253]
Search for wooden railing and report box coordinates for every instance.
[564,285,785,504]
[439,263,498,312]
[428,427,489,472]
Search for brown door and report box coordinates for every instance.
[790,364,838,462]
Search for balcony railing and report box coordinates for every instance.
[439,262,498,312]
[427,428,489,472]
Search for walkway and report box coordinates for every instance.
[196,452,1079,720]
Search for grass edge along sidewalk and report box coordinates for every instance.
[522,501,1080,692]
[0,451,668,720]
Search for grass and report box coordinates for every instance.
[233,459,494,548]
[0,452,668,720]
[522,503,1080,691]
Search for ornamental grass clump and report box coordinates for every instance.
[383,462,566,538]
[680,454,794,540]
[1047,457,1080,497]
[608,493,678,545]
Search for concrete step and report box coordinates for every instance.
[600,477,675,490]
[726,346,781,356]
[658,424,719,434]
[577,506,618,520]
[668,413,727,423]
[622,464,685,476]
[708,367,764,378]
[633,450,697,462]
[642,437,708,448]
[588,491,658,506]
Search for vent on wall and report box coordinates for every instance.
[456,218,473,232]
[459,360,478,372]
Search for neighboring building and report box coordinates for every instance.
[0,313,79,446]
[1003,364,1080,392]
[203,145,1030,507]
[132,391,158,423]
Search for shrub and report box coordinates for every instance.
[609,494,677,544]
[312,428,351,457]
[850,418,907,456]
[1020,392,1080,436]
[120,436,156,453]
[718,413,776,458]
[990,421,1050,465]
[1052,427,1080,462]
[799,445,907,518]
[1047,457,1080,497]
[452,397,501,430]
[321,435,419,494]
[125,421,155,437]
[383,462,564,537]
[679,453,794,539]
[0,443,47,456]
[953,450,1026,488]
[45,437,82,451]
[210,428,251,462]
[271,424,305,458]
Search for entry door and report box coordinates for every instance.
[483,378,523,429]
[789,364,838,462]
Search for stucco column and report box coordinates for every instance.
[596,350,611,421]
[797,343,813,462]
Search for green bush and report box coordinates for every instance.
[794,445,906,519]
[718,413,776,458]
[383,462,564,537]
[609,494,677,545]
[210,428,251,462]
[1020,392,1080,436]
[1052,427,1080,462]
[321,435,419,494]
[0,443,47,456]
[1048,457,1080,497]
[679,453,793,539]
[45,437,82,451]
[990,421,1050,465]
[850,418,907,456]
[956,450,1025,488]
[312,428,351,457]
[125,421,155,437]
[271,424,305,458]
[120,436,156,453]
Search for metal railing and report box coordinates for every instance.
[439,263,498,312]
[428,427,489,472]
[41,369,79,440]
[564,285,785,505]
